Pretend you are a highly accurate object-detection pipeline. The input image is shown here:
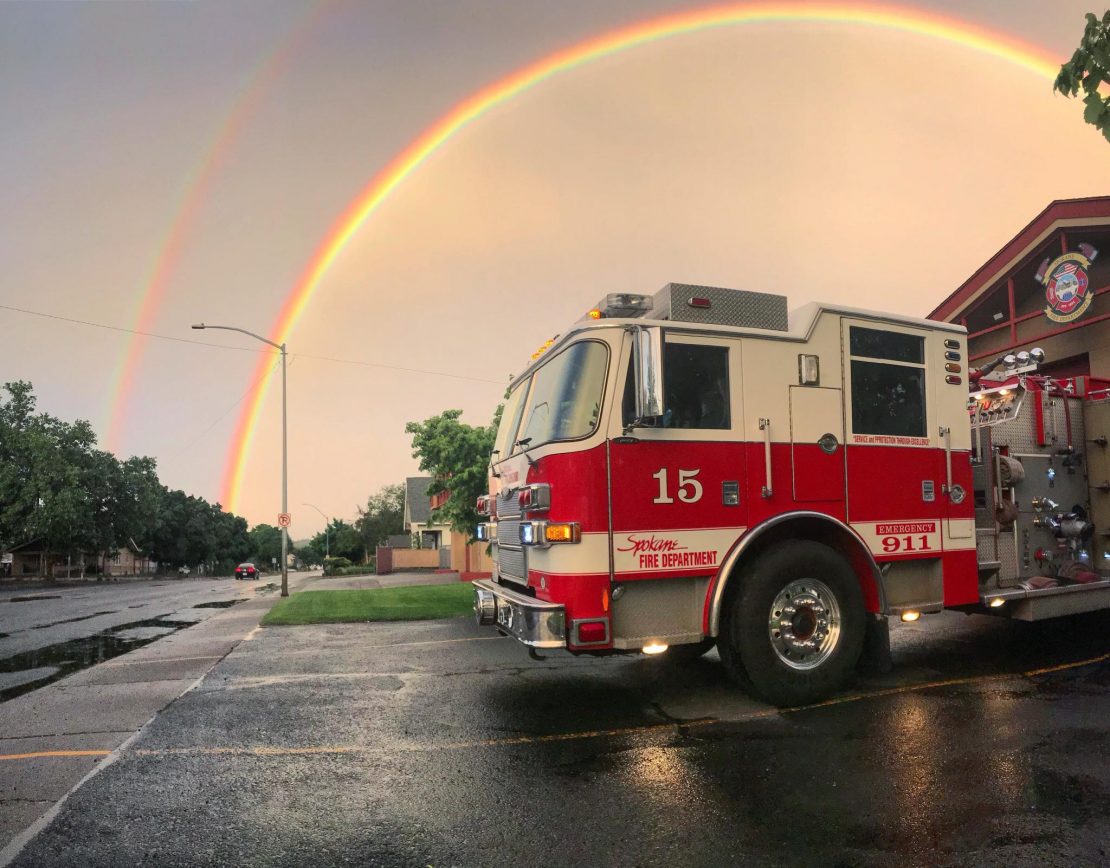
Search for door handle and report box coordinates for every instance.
[760,418,773,498]
[940,425,953,496]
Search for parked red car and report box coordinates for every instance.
[235,563,258,580]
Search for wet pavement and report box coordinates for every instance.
[6,604,1107,867]
[0,573,317,860]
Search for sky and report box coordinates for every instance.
[2,0,1109,537]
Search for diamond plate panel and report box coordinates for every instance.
[989,394,1085,453]
[611,577,710,641]
[976,529,997,564]
[651,283,788,331]
[996,530,1019,586]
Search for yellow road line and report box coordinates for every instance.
[5,651,1105,763]
[0,750,111,762]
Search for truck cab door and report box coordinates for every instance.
[608,332,748,585]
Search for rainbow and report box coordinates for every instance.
[104,1,335,454]
[220,1,1060,512]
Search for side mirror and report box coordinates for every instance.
[632,326,665,425]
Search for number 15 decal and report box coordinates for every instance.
[652,468,703,504]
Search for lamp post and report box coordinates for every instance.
[304,502,329,562]
[192,323,289,597]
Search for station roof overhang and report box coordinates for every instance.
[929,196,1110,324]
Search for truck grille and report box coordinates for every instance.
[496,545,527,582]
[494,487,527,583]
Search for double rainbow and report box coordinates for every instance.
[212,1,1058,511]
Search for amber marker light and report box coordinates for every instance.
[544,522,580,543]
[587,309,602,319]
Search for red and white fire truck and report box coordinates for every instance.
[472,284,1110,706]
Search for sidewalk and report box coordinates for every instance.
[0,571,317,861]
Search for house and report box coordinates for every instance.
[1,538,157,579]
[2,540,50,578]
[103,538,157,577]
[403,476,453,550]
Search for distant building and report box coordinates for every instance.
[403,476,452,550]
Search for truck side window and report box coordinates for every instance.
[849,326,926,438]
[665,344,730,428]
[622,343,730,429]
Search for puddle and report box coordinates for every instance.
[7,595,62,603]
[193,599,246,609]
[33,610,116,630]
[254,583,279,595]
[0,615,196,703]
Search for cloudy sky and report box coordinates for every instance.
[3,0,1108,535]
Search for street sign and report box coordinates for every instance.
[277,513,291,528]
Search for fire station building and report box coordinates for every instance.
[930,196,1110,379]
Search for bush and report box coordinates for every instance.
[332,565,377,577]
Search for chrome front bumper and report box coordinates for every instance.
[472,579,566,648]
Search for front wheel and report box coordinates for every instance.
[720,541,865,707]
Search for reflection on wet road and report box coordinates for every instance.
[8,608,1107,867]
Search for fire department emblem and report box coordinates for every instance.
[1038,244,1098,324]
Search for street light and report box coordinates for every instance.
[303,502,329,561]
[192,322,289,597]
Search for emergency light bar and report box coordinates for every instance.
[583,293,652,321]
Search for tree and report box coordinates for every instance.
[249,523,283,568]
[405,409,496,540]
[1055,11,1110,143]
[0,381,252,576]
[356,484,405,551]
[327,518,365,562]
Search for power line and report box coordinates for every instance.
[0,302,270,353]
[1,302,503,385]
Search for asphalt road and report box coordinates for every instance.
[0,573,313,858]
[6,602,1107,867]
[0,575,278,656]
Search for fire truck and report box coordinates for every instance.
[472,284,1110,706]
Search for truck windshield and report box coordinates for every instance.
[493,381,530,460]
[515,341,608,451]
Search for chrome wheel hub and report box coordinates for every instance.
[767,578,841,670]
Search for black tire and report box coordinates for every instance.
[720,541,865,707]
[663,638,716,664]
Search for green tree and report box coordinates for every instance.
[356,484,405,552]
[327,518,365,562]
[1055,11,1110,143]
[249,523,283,568]
[405,409,495,541]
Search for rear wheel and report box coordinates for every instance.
[720,541,865,706]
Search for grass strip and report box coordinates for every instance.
[261,584,473,626]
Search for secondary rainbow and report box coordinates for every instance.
[104,1,335,454]
[220,1,1061,512]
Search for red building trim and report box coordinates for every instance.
[929,197,1110,322]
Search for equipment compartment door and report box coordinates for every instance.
[841,318,946,560]
[789,386,844,502]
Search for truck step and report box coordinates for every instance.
[981,578,1110,621]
